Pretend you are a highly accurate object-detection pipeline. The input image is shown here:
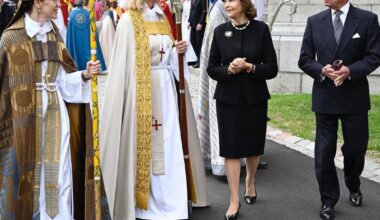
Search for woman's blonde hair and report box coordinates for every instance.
[125,0,145,10]
[241,0,257,20]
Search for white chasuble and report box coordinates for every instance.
[24,14,91,220]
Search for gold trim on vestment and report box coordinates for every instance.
[144,20,174,42]
[127,9,152,210]
[32,32,61,218]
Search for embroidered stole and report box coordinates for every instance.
[127,9,153,210]
[145,18,174,176]
[127,9,177,210]
[32,32,61,218]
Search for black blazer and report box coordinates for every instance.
[298,5,380,114]
[207,20,278,105]
[0,2,15,36]
[188,0,207,28]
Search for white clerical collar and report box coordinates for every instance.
[331,1,350,17]
[144,3,164,16]
[25,13,54,38]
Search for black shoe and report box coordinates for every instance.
[349,190,363,207]
[225,203,241,220]
[258,161,268,169]
[244,181,257,205]
[320,204,334,220]
[244,193,257,205]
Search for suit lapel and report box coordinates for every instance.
[336,5,360,54]
[320,10,337,55]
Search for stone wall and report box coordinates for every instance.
[264,0,380,94]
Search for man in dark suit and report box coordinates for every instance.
[298,0,380,219]
[188,0,207,67]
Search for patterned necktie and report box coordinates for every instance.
[333,10,343,44]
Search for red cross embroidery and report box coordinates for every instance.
[152,117,163,131]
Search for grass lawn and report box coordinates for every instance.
[268,94,380,153]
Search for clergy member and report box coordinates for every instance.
[197,0,228,176]
[98,0,116,69]
[0,0,100,219]
[66,0,106,71]
[99,0,208,219]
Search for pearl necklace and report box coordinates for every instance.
[231,20,250,31]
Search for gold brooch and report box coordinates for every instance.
[225,31,233,38]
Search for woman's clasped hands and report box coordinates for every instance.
[228,57,254,74]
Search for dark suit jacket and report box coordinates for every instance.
[188,0,207,27]
[0,2,15,36]
[298,4,380,114]
[207,20,278,105]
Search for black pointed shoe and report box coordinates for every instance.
[244,190,257,205]
[349,190,363,207]
[225,203,241,220]
[320,204,334,220]
[244,194,257,205]
[244,182,257,205]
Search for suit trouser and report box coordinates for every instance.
[190,26,205,60]
[315,112,368,206]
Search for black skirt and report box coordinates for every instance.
[216,95,268,158]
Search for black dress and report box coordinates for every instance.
[207,20,278,158]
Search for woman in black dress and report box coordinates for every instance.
[207,0,278,219]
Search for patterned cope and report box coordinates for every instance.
[0,18,101,220]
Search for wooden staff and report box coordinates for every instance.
[88,0,102,219]
[171,0,195,206]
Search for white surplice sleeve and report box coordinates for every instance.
[56,66,91,103]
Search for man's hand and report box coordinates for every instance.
[175,40,188,54]
[83,60,100,81]
[322,64,339,81]
[333,65,350,87]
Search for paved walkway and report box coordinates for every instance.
[191,141,380,220]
